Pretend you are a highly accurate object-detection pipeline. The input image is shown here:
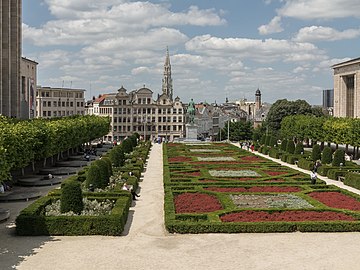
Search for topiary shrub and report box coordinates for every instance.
[85,164,102,188]
[101,157,113,177]
[93,159,110,188]
[321,146,333,164]
[265,135,271,146]
[312,144,321,161]
[281,139,288,151]
[286,140,295,154]
[121,138,133,153]
[295,142,304,155]
[270,136,277,148]
[260,135,266,145]
[60,180,83,214]
[110,146,125,167]
[332,149,345,166]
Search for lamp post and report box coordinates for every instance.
[227,118,230,142]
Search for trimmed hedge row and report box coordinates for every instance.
[344,172,360,190]
[16,195,131,236]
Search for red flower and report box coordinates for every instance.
[221,210,356,222]
[205,186,301,193]
[174,193,223,213]
[264,171,288,176]
[169,156,192,162]
[308,192,360,211]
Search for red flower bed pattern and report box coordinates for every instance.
[169,156,192,162]
[205,186,301,193]
[220,210,356,222]
[264,179,285,183]
[264,171,288,176]
[241,156,264,162]
[174,193,223,213]
[183,171,201,177]
[309,192,360,211]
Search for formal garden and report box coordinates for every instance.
[163,143,360,233]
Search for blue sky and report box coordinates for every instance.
[22,0,360,105]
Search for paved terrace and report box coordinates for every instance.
[1,143,360,270]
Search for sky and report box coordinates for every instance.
[22,0,360,105]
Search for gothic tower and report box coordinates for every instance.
[255,88,261,111]
[162,47,173,101]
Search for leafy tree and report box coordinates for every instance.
[94,159,110,188]
[281,139,288,151]
[266,99,323,134]
[109,146,125,167]
[321,146,333,164]
[219,121,253,141]
[260,135,266,145]
[85,164,102,189]
[270,136,278,147]
[311,144,321,161]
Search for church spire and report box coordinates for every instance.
[162,46,173,101]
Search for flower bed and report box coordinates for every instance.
[264,171,289,176]
[197,157,236,161]
[220,210,356,222]
[209,170,261,177]
[230,194,313,209]
[189,149,221,152]
[174,192,223,213]
[308,191,360,211]
[168,156,192,162]
[205,186,302,193]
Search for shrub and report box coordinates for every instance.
[295,143,304,155]
[60,181,83,214]
[332,149,345,167]
[281,139,288,151]
[297,158,314,170]
[269,148,281,159]
[321,146,333,164]
[286,140,295,154]
[101,157,113,177]
[94,159,110,188]
[327,169,346,180]
[344,172,360,190]
[110,146,125,167]
[286,154,298,164]
[265,135,271,146]
[85,164,102,188]
[270,136,277,148]
[312,144,321,161]
[121,139,133,153]
[260,135,266,145]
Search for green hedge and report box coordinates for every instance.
[344,172,360,190]
[297,158,314,171]
[16,195,131,236]
[269,148,282,159]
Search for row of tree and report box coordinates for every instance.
[0,115,110,182]
[280,115,360,155]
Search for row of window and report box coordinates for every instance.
[36,110,84,117]
[38,91,83,98]
[112,116,183,123]
[99,107,183,115]
[112,125,183,132]
[37,101,84,107]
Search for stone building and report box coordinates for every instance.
[87,49,185,142]
[20,57,38,118]
[0,0,22,118]
[332,58,360,118]
[36,86,85,118]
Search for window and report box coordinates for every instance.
[43,101,46,107]
[53,101,57,107]
[173,117,177,122]
[41,92,45,97]
[81,102,83,107]
[43,111,47,117]
[54,111,57,117]
[66,101,69,107]
[70,102,73,107]
[167,109,171,114]
[179,109,182,114]
[45,92,50,97]
[62,102,65,107]
[138,98,141,104]
[147,98,151,104]
[48,101,51,107]
[48,111,51,117]
[158,117,162,122]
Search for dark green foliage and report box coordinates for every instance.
[121,138,133,153]
[265,135,271,146]
[101,157,113,177]
[269,148,281,159]
[60,181,83,214]
[321,146,333,164]
[326,169,347,180]
[312,144,321,161]
[219,121,254,141]
[295,143,304,155]
[129,135,138,147]
[286,140,295,154]
[270,136,278,147]
[94,159,110,188]
[109,146,125,167]
[297,158,314,170]
[260,135,266,145]
[281,139,288,151]
[85,164,102,188]
[344,172,360,190]
[332,149,345,166]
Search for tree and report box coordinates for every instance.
[286,140,295,154]
[281,139,288,151]
[332,149,345,166]
[295,143,304,155]
[219,121,253,141]
[60,180,83,214]
[266,99,323,134]
[311,144,321,161]
[321,146,333,164]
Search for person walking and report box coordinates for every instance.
[310,170,317,185]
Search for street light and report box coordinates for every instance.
[227,118,230,142]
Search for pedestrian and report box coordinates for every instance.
[250,144,254,152]
[310,170,317,185]
[122,183,140,200]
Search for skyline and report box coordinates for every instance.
[22,0,360,105]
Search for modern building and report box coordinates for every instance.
[36,86,86,118]
[86,49,185,142]
[322,89,334,116]
[0,0,22,118]
[20,57,38,118]
[332,58,360,118]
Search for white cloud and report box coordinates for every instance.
[293,26,360,42]
[131,67,152,75]
[278,0,360,20]
[258,16,284,35]
[185,34,326,63]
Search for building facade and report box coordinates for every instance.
[322,89,334,116]
[36,86,85,118]
[0,0,22,118]
[20,57,38,119]
[332,58,360,118]
[87,49,185,142]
